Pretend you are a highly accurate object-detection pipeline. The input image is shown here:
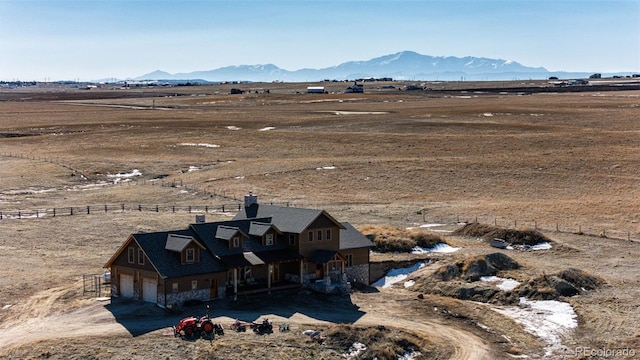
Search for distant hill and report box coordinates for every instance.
[134,51,602,82]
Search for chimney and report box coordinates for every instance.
[244,191,259,218]
[244,191,258,208]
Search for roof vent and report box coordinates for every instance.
[195,214,206,224]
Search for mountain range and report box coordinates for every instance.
[134,51,603,82]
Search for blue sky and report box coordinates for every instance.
[1,0,638,81]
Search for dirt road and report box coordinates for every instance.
[0,284,493,359]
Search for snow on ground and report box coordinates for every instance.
[107,169,142,183]
[316,166,336,170]
[343,342,366,359]
[480,276,521,291]
[531,242,552,250]
[178,143,220,148]
[372,262,427,288]
[259,126,276,131]
[492,297,577,357]
[226,126,241,130]
[483,113,494,116]
[406,223,454,233]
[412,243,460,254]
[187,166,201,172]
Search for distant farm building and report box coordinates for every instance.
[345,82,364,93]
[307,86,327,94]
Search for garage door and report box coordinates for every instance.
[120,274,134,298]
[142,278,157,303]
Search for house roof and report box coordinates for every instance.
[107,229,226,279]
[165,233,200,252]
[340,222,375,250]
[233,204,345,233]
[190,218,290,259]
[216,225,245,241]
[249,221,279,236]
[142,229,226,278]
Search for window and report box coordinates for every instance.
[191,280,197,290]
[138,249,144,265]
[326,229,331,240]
[186,248,195,263]
[232,237,240,248]
[308,231,313,242]
[127,247,134,264]
[346,254,353,267]
[265,233,273,246]
[288,234,295,246]
[172,283,178,293]
[317,230,322,241]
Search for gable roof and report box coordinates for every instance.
[105,228,226,278]
[190,218,302,268]
[233,204,345,233]
[215,225,246,241]
[340,222,375,250]
[165,233,202,252]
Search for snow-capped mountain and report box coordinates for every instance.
[135,51,553,82]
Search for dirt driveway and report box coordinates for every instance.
[0,283,495,359]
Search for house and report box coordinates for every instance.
[104,193,374,307]
[345,82,364,93]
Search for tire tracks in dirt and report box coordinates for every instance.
[0,286,493,359]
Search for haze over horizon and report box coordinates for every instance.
[1,0,638,82]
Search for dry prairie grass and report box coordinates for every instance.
[1,82,639,359]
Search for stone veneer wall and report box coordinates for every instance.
[158,289,210,308]
[346,264,370,285]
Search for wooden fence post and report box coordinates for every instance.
[70,207,74,215]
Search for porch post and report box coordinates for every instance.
[299,260,304,284]
[268,264,272,294]
[233,268,238,301]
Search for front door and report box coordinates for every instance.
[315,263,323,280]
[271,264,280,283]
[210,279,218,298]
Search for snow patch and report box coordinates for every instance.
[187,166,201,172]
[226,126,241,130]
[107,169,142,183]
[483,113,494,117]
[404,280,415,288]
[492,297,577,357]
[179,143,220,148]
[259,126,276,131]
[412,243,459,254]
[531,242,552,251]
[372,262,426,288]
[343,342,367,359]
[480,276,521,291]
[316,166,336,170]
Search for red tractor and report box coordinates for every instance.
[173,306,224,340]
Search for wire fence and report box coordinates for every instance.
[1,152,637,242]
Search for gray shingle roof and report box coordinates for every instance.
[165,233,195,252]
[234,204,344,233]
[133,229,226,279]
[340,222,375,250]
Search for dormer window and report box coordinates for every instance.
[128,247,135,264]
[186,248,195,263]
[265,233,274,246]
[138,249,145,265]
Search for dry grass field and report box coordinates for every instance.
[0,80,639,359]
